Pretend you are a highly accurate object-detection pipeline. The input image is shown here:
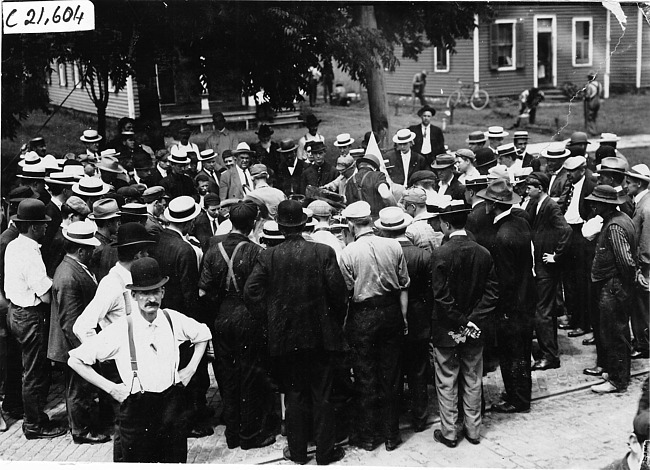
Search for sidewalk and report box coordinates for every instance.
[525,133,650,156]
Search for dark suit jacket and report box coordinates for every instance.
[276,160,306,196]
[300,161,338,195]
[219,167,246,200]
[549,168,569,200]
[398,239,432,341]
[526,196,572,278]
[251,141,280,174]
[559,169,597,221]
[153,228,200,320]
[42,200,63,264]
[466,201,496,251]
[437,174,466,201]
[409,124,445,164]
[161,172,197,200]
[189,210,222,251]
[385,149,428,186]
[431,234,499,347]
[48,256,97,363]
[143,168,164,187]
[194,169,219,195]
[244,233,347,356]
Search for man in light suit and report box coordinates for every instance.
[219,143,254,200]
[409,105,445,166]
[385,129,427,186]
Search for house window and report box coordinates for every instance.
[573,18,592,66]
[434,47,450,72]
[108,78,116,93]
[57,62,67,87]
[73,63,82,88]
[494,21,516,70]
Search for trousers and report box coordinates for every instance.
[65,365,99,437]
[401,339,429,427]
[497,313,533,410]
[534,277,560,362]
[564,225,595,332]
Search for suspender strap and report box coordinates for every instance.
[355,171,370,201]
[217,241,247,293]
[126,315,144,394]
[118,275,132,316]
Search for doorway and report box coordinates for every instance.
[536,18,555,88]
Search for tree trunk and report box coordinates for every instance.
[357,5,390,150]
[96,106,107,140]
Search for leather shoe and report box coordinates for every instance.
[591,381,619,394]
[490,402,530,414]
[568,328,587,337]
[317,446,345,464]
[348,436,380,451]
[385,438,403,451]
[532,358,560,370]
[283,446,312,465]
[240,433,275,450]
[583,366,604,377]
[631,350,650,359]
[187,424,214,438]
[558,322,572,330]
[73,432,111,444]
[0,412,7,432]
[433,429,457,448]
[582,336,596,345]
[412,420,427,433]
[24,424,68,440]
[463,429,480,445]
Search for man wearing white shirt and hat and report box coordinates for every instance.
[220,143,255,200]
[79,130,102,162]
[333,133,355,158]
[160,148,197,200]
[386,129,427,186]
[486,126,509,154]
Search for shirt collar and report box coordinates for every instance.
[493,208,512,224]
[634,188,649,204]
[354,227,374,240]
[17,233,39,248]
[449,229,467,238]
[167,225,184,237]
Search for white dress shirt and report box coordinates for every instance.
[564,175,586,225]
[420,125,432,155]
[401,150,412,182]
[4,234,52,308]
[236,166,253,195]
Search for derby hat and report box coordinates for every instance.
[497,143,518,160]
[277,199,308,227]
[466,131,488,144]
[417,104,437,117]
[29,136,45,147]
[336,155,355,171]
[474,148,497,169]
[598,132,621,143]
[88,198,120,220]
[73,177,110,197]
[164,196,201,223]
[392,129,416,144]
[45,172,76,186]
[233,142,253,156]
[98,156,125,174]
[116,222,154,247]
[307,200,333,217]
[431,154,456,170]
[356,153,381,170]
[308,141,327,154]
[598,156,628,174]
[169,148,190,164]
[178,127,191,137]
[18,165,47,180]
[142,186,169,204]
[18,152,42,168]
[126,257,169,291]
[477,179,521,205]
[626,164,650,183]
[304,114,321,128]
[119,203,147,217]
[439,199,471,216]
[408,170,436,187]
[11,199,51,222]
[7,186,36,203]
[261,220,284,240]
[341,201,371,219]
[80,130,102,143]
[455,148,475,161]
[513,130,529,141]
[540,143,570,159]
[198,149,216,161]
[486,126,509,139]
[585,184,627,205]
[563,156,587,171]
[256,124,274,137]
[568,131,590,146]
[375,207,412,231]
[278,139,298,153]
[62,221,100,247]
[334,133,355,147]
[250,164,269,179]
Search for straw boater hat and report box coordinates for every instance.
[513,131,529,141]
[62,221,101,247]
[198,149,217,161]
[598,133,621,143]
[466,131,487,144]
[261,220,284,240]
[169,148,190,165]
[80,130,102,143]
[626,164,650,183]
[11,199,51,222]
[486,126,509,139]
[18,165,47,180]
[126,257,169,291]
[18,152,42,168]
[72,176,110,197]
[392,128,416,145]
[585,185,627,205]
[333,133,355,147]
[496,143,518,161]
[119,203,148,218]
[45,172,77,186]
[477,179,521,205]
[98,156,125,174]
[100,149,121,159]
[164,196,201,223]
[540,143,570,159]
[374,207,412,231]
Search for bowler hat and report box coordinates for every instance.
[80,130,102,143]
[474,148,497,169]
[164,196,201,223]
[431,154,456,170]
[11,199,51,222]
[204,193,220,208]
[334,133,355,147]
[477,179,521,205]
[277,199,308,227]
[375,207,412,231]
[417,105,437,117]
[304,114,321,127]
[72,177,110,197]
[45,172,77,186]
[88,198,120,220]
[62,221,100,247]
[116,222,154,247]
[29,136,45,147]
[392,129,416,144]
[278,139,298,153]
[568,131,590,146]
[7,186,36,203]
[585,184,627,205]
[256,124,274,137]
[466,131,487,144]
[126,257,169,291]
[98,156,125,174]
[308,141,327,154]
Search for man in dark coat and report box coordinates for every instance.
[478,179,536,413]
[409,105,445,166]
[275,139,306,197]
[244,200,347,465]
[385,129,428,186]
[596,156,635,218]
[194,149,221,195]
[160,150,197,200]
[525,172,572,370]
[250,124,280,174]
[48,221,110,444]
[41,173,73,267]
[344,154,396,219]
[430,201,499,447]
[431,154,466,201]
[300,141,337,195]
[188,193,222,250]
[464,176,494,250]
[198,201,275,450]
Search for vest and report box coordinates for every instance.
[591,212,637,283]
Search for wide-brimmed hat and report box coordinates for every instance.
[334,133,355,147]
[513,131,529,141]
[626,164,650,183]
[142,186,169,203]
[477,179,521,205]
[304,114,321,127]
[598,133,621,143]
[375,207,412,231]
[256,124,274,138]
[341,201,371,219]
[356,153,381,170]
[169,148,190,165]
[164,196,201,223]
[392,129,416,144]
[568,131,590,146]
[585,185,627,205]
[439,199,471,216]
[45,172,76,186]
[98,156,125,174]
[198,149,217,161]
[11,199,51,222]
[417,105,437,117]
[455,149,475,161]
[307,200,333,217]
[80,130,102,143]
[126,257,169,291]
[72,177,110,197]
[308,141,327,154]
[431,154,456,170]
[88,198,120,220]
[18,165,47,180]
[262,220,284,240]
[250,164,269,179]
[563,156,587,171]
[487,126,509,139]
[277,199,308,227]
[18,152,42,168]
[62,221,101,247]
[474,148,497,169]
[233,142,254,156]
[464,175,490,189]
[497,143,518,161]
[336,155,355,171]
[466,131,487,144]
[598,156,628,174]
[278,139,298,153]
[119,203,147,218]
[540,143,570,159]
[41,154,62,172]
[62,164,85,180]
[116,222,155,247]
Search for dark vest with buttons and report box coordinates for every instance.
[591,211,637,283]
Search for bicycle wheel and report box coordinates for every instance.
[470,89,489,110]
[447,91,462,109]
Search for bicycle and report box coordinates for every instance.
[446,79,490,111]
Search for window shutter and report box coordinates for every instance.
[490,23,499,70]
[516,20,525,69]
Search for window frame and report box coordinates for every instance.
[572,17,593,67]
[494,19,517,71]
[434,47,450,73]
[73,62,82,88]
[57,62,67,87]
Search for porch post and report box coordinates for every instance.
[473,14,480,91]
[605,10,610,98]
[637,8,643,90]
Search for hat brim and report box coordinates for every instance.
[356,157,380,170]
[80,136,103,143]
[11,214,52,223]
[393,136,415,144]
[126,276,169,291]
[198,154,216,161]
[98,165,125,174]
[597,167,626,175]
[625,172,650,183]
[116,239,156,248]
[88,212,120,220]
[62,232,101,246]
[487,132,509,139]
[44,178,75,186]
[304,120,322,127]
[73,184,110,197]
[261,234,285,240]
[277,213,308,228]
[584,194,627,205]
[541,150,571,159]
[431,162,455,170]
[439,208,472,217]
[417,106,437,117]
[232,149,253,155]
[168,157,191,165]
[164,203,202,223]
[476,188,522,205]
[333,138,355,147]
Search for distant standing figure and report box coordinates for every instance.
[515,88,544,127]
[584,72,603,136]
[412,70,427,107]
[308,66,322,107]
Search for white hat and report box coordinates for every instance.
[626,164,650,183]
[18,152,42,168]
[374,207,412,231]
[486,126,509,139]
[80,130,102,143]
[164,196,201,223]
[333,133,355,147]
[341,201,371,219]
[62,221,101,246]
[72,176,110,197]
[598,133,621,142]
[392,128,416,144]
[198,149,217,161]
[540,143,571,159]
[563,155,587,171]
[169,147,190,164]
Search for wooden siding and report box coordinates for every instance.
[47,62,139,119]
[609,4,650,88]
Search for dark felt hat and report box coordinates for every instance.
[116,222,155,247]
[277,199,308,227]
[417,105,437,117]
[11,199,51,222]
[256,124,274,137]
[585,184,627,205]
[477,179,521,205]
[126,257,169,291]
[278,139,298,153]
[308,141,326,154]
[304,114,321,127]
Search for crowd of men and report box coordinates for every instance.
[0,106,648,464]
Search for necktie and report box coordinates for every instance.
[211,219,217,235]
[423,127,427,139]
[565,184,575,211]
